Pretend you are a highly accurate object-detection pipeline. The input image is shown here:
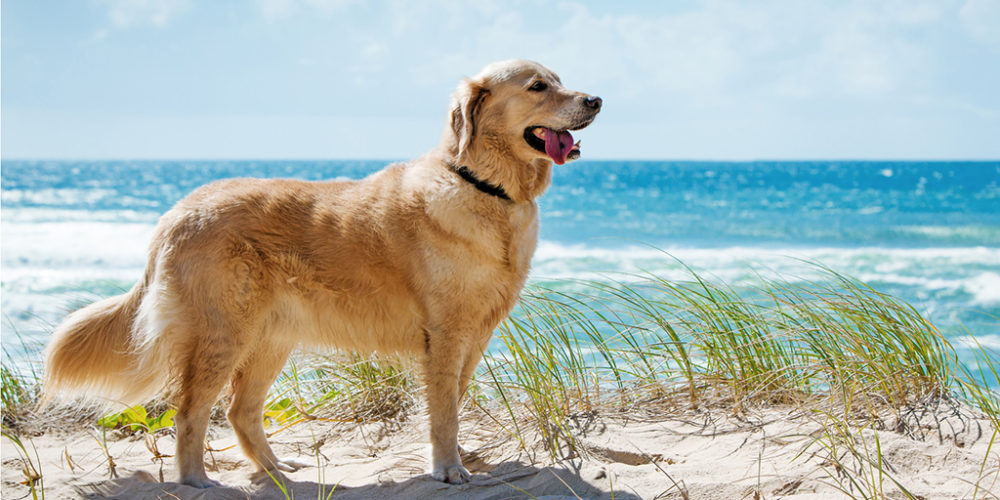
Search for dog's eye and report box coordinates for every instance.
[528,81,548,92]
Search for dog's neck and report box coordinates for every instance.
[449,164,511,201]
[445,144,553,203]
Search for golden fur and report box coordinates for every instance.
[43,60,601,487]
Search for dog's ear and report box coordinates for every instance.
[448,78,490,160]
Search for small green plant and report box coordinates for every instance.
[93,427,119,479]
[263,397,299,428]
[98,405,176,433]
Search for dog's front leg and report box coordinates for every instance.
[422,335,471,484]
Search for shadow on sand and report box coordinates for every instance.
[79,460,642,500]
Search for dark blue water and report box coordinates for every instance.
[4,160,999,247]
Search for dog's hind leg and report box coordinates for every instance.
[174,334,241,488]
[228,341,307,475]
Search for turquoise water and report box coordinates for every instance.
[2,160,999,373]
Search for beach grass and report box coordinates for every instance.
[2,259,998,498]
[474,262,981,454]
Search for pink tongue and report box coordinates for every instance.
[544,129,574,165]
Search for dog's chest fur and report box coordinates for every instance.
[418,178,539,317]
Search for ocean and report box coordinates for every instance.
[2,160,999,375]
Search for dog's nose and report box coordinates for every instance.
[584,96,602,111]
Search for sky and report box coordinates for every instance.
[2,0,999,160]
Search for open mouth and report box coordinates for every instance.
[523,121,592,165]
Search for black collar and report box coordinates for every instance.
[449,164,511,201]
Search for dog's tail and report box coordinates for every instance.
[42,277,170,409]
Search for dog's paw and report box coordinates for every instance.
[252,467,288,486]
[180,475,223,488]
[431,463,471,484]
[275,458,311,472]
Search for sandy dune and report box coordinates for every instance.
[3,402,997,499]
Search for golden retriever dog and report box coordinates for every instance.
[43,59,601,487]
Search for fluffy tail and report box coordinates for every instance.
[42,284,168,409]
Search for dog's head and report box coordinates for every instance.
[443,60,601,201]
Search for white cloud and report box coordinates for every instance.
[880,0,952,24]
[257,0,355,22]
[773,17,902,98]
[303,0,356,14]
[960,0,1000,48]
[361,42,387,59]
[258,0,295,22]
[97,0,191,28]
[384,0,942,104]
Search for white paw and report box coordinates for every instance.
[275,457,311,472]
[431,463,471,484]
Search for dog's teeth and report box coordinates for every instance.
[533,128,546,140]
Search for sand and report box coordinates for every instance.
[3,402,997,499]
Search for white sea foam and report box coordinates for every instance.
[851,271,1000,305]
[2,187,120,206]
[965,272,1000,305]
[530,242,1000,310]
[533,241,1000,265]
[531,241,1000,283]
[0,220,155,270]
[1,207,160,223]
